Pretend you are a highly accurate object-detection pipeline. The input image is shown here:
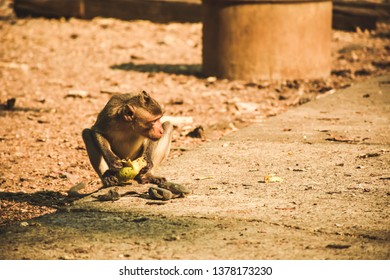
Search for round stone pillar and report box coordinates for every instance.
[202,0,332,80]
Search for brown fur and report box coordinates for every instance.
[82,90,172,187]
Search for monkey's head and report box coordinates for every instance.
[95,91,165,140]
[122,91,165,141]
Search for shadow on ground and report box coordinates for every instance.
[0,191,69,208]
[0,211,229,260]
[111,62,202,77]
[1,209,389,260]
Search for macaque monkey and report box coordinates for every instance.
[82,90,173,187]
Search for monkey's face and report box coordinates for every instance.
[133,110,164,141]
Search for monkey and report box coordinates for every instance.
[82,90,173,188]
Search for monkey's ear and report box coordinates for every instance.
[140,90,151,105]
[123,104,135,122]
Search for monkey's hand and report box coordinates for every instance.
[136,173,167,186]
[149,176,167,186]
[136,174,164,185]
[135,158,152,183]
[138,158,153,175]
[134,157,167,185]
[102,170,120,187]
[108,158,124,173]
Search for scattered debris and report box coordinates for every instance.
[93,188,120,202]
[160,181,190,197]
[355,68,372,76]
[164,235,181,241]
[67,182,86,197]
[148,186,173,201]
[0,98,16,110]
[325,135,356,143]
[331,69,351,77]
[357,152,381,159]
[287,167,306,172]
[0,61,29,72]
[100,89,126,95]
[326,244,351,249]
[146,201,168,205]
[264,174,283,183]
[326,191,342,195]
[132,217,149,223]
[149,182,189,200]
[65,90,89,98]
[234,102,259,112]
[161,116,193,126]
[5,98,16,110]
[275,207,296,210]
[317,117,341,121]
[169,98,184,105]
[195,176,214,180]
[186,126,206,140]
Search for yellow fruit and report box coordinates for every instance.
[116,157,148,182]
[131,157,148,173]
[121,159,133,167]
[116,167,139,182]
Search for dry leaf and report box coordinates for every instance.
[264,174,283,183]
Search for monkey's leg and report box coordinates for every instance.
[137,122,173,185]
[82,129,120,187]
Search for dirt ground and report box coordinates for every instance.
[1,74,389,260]
[0,3,389,231]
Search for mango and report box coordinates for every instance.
[116,157,147,182]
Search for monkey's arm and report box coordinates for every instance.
[90,130,123,172]
[82,128,122,187]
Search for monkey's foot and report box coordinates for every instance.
[102,170,120,187]
[159,181,190,197]
[136,175,167,186]
[148,187,173,201]
[148,176,167,186]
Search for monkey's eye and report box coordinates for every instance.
[139,119,156,129]
[149,117,161,125]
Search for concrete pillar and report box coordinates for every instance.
[202,0,333,80]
